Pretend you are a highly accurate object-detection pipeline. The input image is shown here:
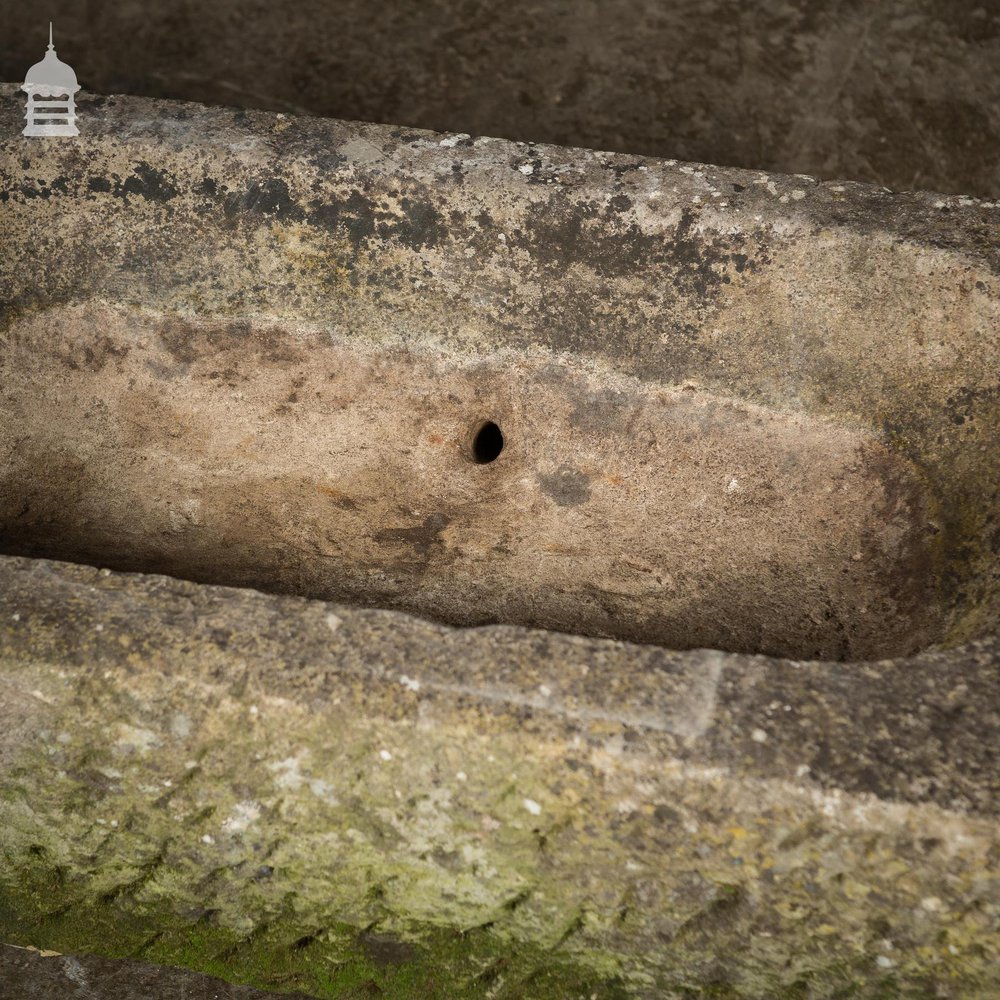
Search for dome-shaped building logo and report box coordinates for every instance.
[22,23,80,137]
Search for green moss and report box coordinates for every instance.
[1,854,983,999]
[0,858,632,1000]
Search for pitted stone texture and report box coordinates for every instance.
[1,89,998,660]
[0,556,998,998]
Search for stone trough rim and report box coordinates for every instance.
[2,81,999,207]
[2,553,997,821]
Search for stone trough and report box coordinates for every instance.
[0,84,999,998]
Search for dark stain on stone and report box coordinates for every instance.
[390,130,429,144]
[609,161,647,177]
[667,208,730,294]
[85,339,129,372]
[520,199,761,294]
[308,189,443,249]
[155,317,307,367]
[372,513,451,558]
[394,197,444,249]
[18,181,50,200]
[120,163,180,203]
[608,194,633,213]
[946,384,1000,426]
[57,335,131,373]
[653,803,682,824]
[308,190,377,243]
[537,466,592,507]
[88,176,113,193]
[517,198,595,271]
[209,627,230,649]
[309,149,347,172]
[158,317,199,365]
[225,178,304,223]
[319,486,358,511]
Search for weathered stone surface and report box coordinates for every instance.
[0,1,997,198]
[1,87,998,661]
[1,555,999,997]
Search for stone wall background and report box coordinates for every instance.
[0,0,997,199]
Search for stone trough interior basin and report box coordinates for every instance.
[0,88,998,663]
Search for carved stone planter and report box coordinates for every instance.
[0,86,998,998]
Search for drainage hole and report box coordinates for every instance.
[472,420,504,464]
